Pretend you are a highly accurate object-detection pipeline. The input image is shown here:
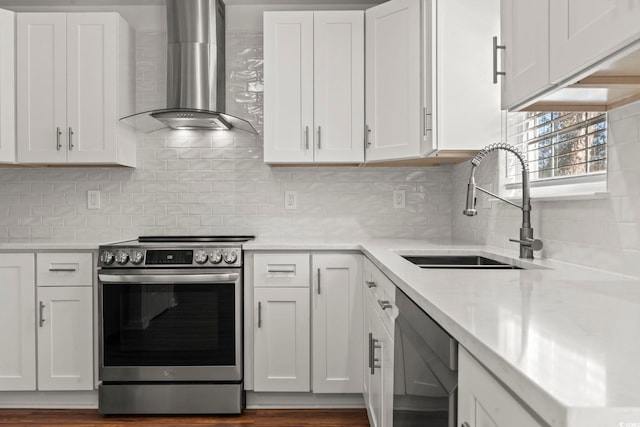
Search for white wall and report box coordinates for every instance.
[452,101,640,277]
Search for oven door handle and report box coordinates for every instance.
[98,272,240,284]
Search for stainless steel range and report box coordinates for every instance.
[97,235,253,415]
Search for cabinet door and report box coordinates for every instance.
[500,0,550,109]
[365,297,393,427]
[312,253,362,393]
[365,0,422,162]
[37,286,93,391]
[0,9,15,163]
[435,0,502,151]
[550,0,640,83]
[17,13,67,164]
[264,12,314,164]
[0,254,36,391]
[254,287,310,392]
[458,347,543,427]
[66,13,118,163]
[313,11,364,163]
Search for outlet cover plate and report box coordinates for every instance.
[88,190,101,210]
[285,190,297,210]
[393,190,405,209]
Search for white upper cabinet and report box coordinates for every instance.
[0,8,15,164]
[499,0,550,110]
[549,0,640,84]
[365,0,502,163]
[264,11,364,164]
[17,13,135,166]
[365,0,423,162]
[501,0,640,111]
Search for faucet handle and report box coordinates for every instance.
[509,238,543,251]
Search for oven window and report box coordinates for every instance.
[102,283,235,366]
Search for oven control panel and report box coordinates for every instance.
[98,247,242,268]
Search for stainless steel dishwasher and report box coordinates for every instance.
[393,287,458,427]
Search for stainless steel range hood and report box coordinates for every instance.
[120,0,257,134]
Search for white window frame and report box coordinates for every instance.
[499,112,609,201]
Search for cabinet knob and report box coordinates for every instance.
[365,280,377,288]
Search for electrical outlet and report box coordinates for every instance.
[393,190,405,209]
[284,191,297,210]
[87,190,101,210]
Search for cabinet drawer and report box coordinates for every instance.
[363,258,396,336]
[36,253,93,287]
[253,253,310,288]
[363,257,396,303]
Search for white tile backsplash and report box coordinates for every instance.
[0,30,453,244]
[452,100,640,276]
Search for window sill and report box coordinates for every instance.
[499,178,608,202]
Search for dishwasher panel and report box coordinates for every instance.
[393,287,458,427]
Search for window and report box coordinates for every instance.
[502,111,608,199]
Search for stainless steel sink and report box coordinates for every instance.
[402,255,523,270]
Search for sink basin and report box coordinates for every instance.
[402,255,523,270]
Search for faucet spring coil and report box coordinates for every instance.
[471,142,529,172]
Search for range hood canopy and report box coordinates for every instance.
[120,0,257,134]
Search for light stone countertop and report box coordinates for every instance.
[0,243,100,251]
[245,238,640,427]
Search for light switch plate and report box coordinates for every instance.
[87,190,101,210]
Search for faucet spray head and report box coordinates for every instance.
[463,176,478,216]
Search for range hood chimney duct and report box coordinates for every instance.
[120,0,257,134]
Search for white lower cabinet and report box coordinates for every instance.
[36,286,93,391]
[0,254,36,390]
[312,253,362,393]
[0,252,94,392]
[363,258,395,427]
[253,287,310,392]
[252,252,363,394]
[364,291,394,427]
[458,346,543,427]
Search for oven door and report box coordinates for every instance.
[98,268,242,383]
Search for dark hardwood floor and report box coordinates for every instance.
[0,409,370,426]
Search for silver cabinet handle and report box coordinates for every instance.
[365,280,377,288]
[365,124,372,147]
[317,268,321,295]
[39,302,45,327]
[49,267,77,272]
[492,36,506,84]
[305,125,309,150]
[68,127,74,150]
[56,127,62,151]
[257,302,262,328]
[99,273,239,284]
[317,126,321,149]
[371,336,381,374]
[424,108,432,135]
[368,332,373,372]
[267,266,296,274]
[378,300,392,310]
